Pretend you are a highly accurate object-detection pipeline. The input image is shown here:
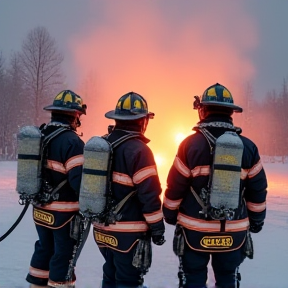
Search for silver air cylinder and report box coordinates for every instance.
[16,126,42,196]
[79,136,111,218]
[210,131,244,211]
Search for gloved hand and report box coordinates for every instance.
[150,221,165,245]
[152,234,166,246]
[249,221,264,233]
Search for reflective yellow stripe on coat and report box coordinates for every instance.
[93,221,149,232]
[177,213,249,233]
[46,155,84,174]
[35,201,79,212]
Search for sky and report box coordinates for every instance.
[1,0,288,98]
[1,0,288,183]
[0,159,288,288]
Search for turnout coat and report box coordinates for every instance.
[33,123,85,228]
[163,115,267,252]
[93,129,164,252]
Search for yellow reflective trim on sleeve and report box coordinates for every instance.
[191,165,210,177]
[143,209,163,224]
[241,169,248,180]
[173,156,191,178]
[246,201,266,212]
[248,160,263,178]
[133,165,158,184]
[163,195,182,210]
[113,172,134,186]
[46,160,66,174]
[65,155,84,172]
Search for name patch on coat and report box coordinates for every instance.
[33,209,55,225]
[95,231,118,247]
[200,236,233,249]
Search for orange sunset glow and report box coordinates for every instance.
[70,1,258,190]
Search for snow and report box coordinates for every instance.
[0,161,287,288]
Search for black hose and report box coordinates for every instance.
[0,201,30,242]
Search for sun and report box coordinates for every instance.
[175,132,186,145]
[154,154,164,166]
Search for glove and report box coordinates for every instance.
[249,221,264,233]
[152,234,166,246]
[150,227,166,246]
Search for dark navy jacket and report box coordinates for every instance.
[163,115,267,252]
[33,122,84,228]
[93,129,164,252]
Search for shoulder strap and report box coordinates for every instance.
[105,133,140,148]
[42,126,71,147]
[39,126,71,202]
[102,133,140,225]
[113,190,137,214]
[189,127,217,218]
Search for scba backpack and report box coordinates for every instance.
[16,124,69,203]
[191,125,244,221]
[79,133,138,223]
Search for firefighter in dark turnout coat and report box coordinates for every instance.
[93,92,165,288]
[26,90,87,288]
[163,83,267,288]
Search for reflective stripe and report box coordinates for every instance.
[29,266,49,278]
[241,169,248,180]
[93,221,148,232]
[46,160,66,174]
[191,165,210,177]
[246,201,266,212]
[65,155,84,172]
[144,209,163,224]
[47,155,84,174]
[35,201,79,212]
[173,156,191,178]
[48,279,76,287]
[163,195,182,210]
[133,165,158,184]
[113,172,134,186]
[248,160,263,178]
[241,160,263,180]
[177,213,249,232]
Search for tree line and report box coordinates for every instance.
[0,26,288,160]
[234,81,288,161]
[0,26,65,159]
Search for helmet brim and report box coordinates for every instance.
[43,105,84,115]
[105,110,154,120]
[201,101,243,113]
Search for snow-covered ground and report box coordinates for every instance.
[0,161,287,288]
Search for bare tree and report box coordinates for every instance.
[0,51,7,158]
[19,26,65,125]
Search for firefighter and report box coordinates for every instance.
[93,91,165,288]
[163,83,267,288]
[26,90,87,288]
